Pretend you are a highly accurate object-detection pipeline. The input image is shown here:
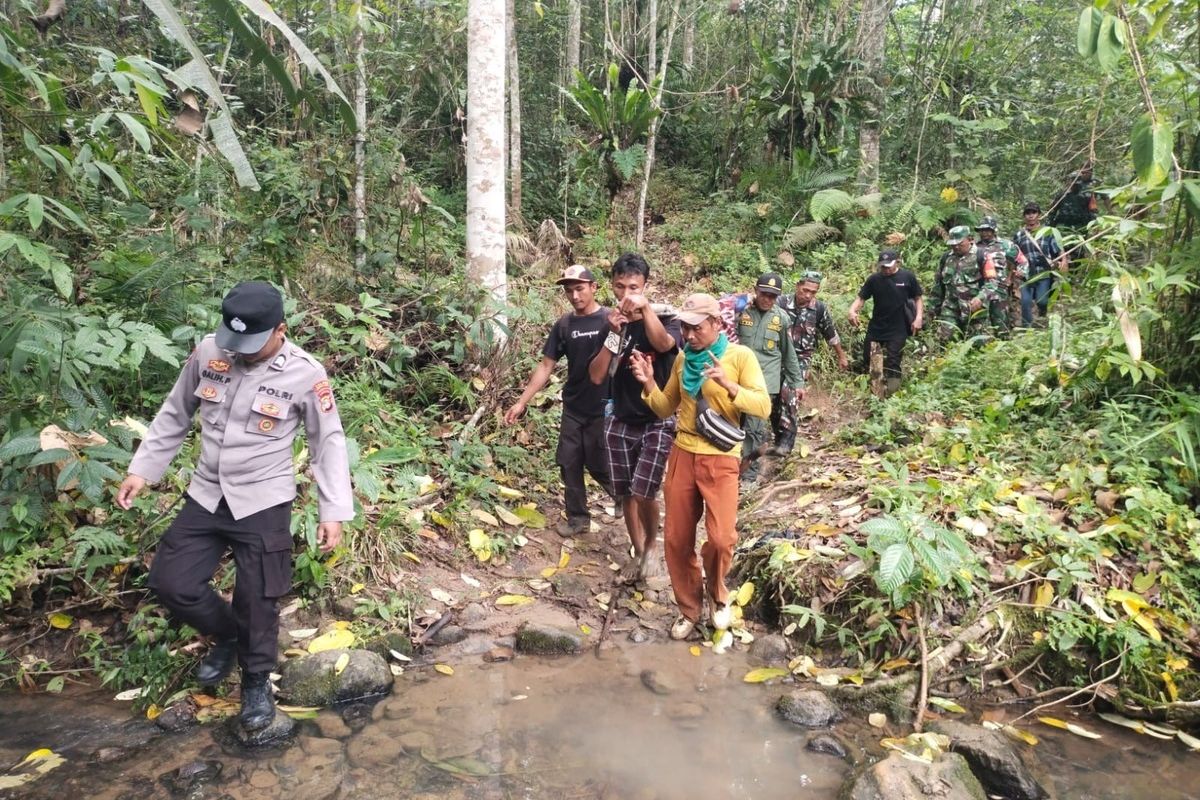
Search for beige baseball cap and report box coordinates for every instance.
[677,293,721,325]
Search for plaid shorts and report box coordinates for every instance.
[604,416,677,500]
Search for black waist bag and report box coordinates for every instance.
[694,395,745,452]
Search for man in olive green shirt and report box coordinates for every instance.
[735,273,803,481]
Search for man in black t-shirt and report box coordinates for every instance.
[588,253,681,580]
[505,265,616,536]
[847,249,924,397]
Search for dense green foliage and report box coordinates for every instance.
[0,0,1197,704]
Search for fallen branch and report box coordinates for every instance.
[595,580,627,657]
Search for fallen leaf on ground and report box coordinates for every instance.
[289,628,318,639]
[869,713,887,728]
[1038,716,1101,739]
[460,573,481,588]
[743,667,789,683]
[471,508,500,527]
[430,587,455,604]
[308,628,355,654]
[496,506,523,526]
[434,664,454,675]
[735,581,755,606]
[982,720,1039,746]
[928,696,966,714]
[495,594,535,606]
[689,646,702,657]
[113,688,144,701]
[468,528,493,562]
[334,653,350,675]
[47,613,73,630]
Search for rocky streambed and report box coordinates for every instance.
[1,639,1197,800]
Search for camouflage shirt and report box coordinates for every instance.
[785,299,840,365]
[976,238,1027,288]
[929,246,1001,321]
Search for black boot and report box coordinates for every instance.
[194,637,237,687]
[239,670,275,732]
[773,434,795,457]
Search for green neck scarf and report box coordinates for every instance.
[682,332,728,398]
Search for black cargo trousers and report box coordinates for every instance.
[148,496,293,673]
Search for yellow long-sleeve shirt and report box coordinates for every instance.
[642,343,771,458]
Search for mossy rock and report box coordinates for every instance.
[839,751,987,800]
[514,622,582,656]
[828,680,918,724]
[278,649,393,706]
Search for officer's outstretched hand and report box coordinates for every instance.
[317,521,343,553]
[116,474,147,510]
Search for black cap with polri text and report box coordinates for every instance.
[215,281,284,354]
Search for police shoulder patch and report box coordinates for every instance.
[313,379,335,413]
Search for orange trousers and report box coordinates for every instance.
[661,448,740,622]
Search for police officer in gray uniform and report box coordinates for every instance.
[116,282,353,732]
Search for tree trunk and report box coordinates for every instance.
[567,0,582,77]
[353,2,367,272]
[635,0,681,248]
[467,0,508,345]
[647,0,657,86]
[506,0,522,221]
[681,0,694,70]
[853,0,893,193]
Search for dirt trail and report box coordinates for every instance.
[388,386,867,662]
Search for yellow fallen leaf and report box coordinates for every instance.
[540,567,557,578]
[558,551,571,569]
[308,628,355,653]
[815,673,840,687]
[799,444,811,458]
[330,621,352,630]
[497,486,523,499]
[735,581,755,607]
[47,613,73,630]
[743,667,789,683]
[689,645,702,657]
[982,720,1039,746]
[471,508,500,527]
[795,492,819,508]
[277,704,321,713]
[1166,656,1189,671]
[334,652,350,675]
[468,528,493,562]
[1033,582,1054,608]
[495,594,535,606]
[880,658,912,671]
[1134,612,1163,642]
[579,624,591,634]
[434,664,454,675]
[349,583,365,595]
[21,748,55,764]
[1039,716,1101,739]
[430,510,452,528]
[1016,495,1039,515]
[145,704,161,720]
[402,552,421,563]
[1162,671,1179,701]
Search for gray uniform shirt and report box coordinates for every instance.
[128,334,354,522]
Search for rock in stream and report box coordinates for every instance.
[278,649,393,706]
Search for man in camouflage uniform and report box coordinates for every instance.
[929,225,1001,342]
[737,272,803,482]
[974,217,1027,337]
[776,271,849,455]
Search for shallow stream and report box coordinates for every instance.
[1,643,1197,799]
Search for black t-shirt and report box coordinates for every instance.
[610,316,682,425]
[858,269,923,340]
[543,308,610,417]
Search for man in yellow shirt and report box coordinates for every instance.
[630,293,770,640]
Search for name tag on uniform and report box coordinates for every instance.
[194,382,228,403]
